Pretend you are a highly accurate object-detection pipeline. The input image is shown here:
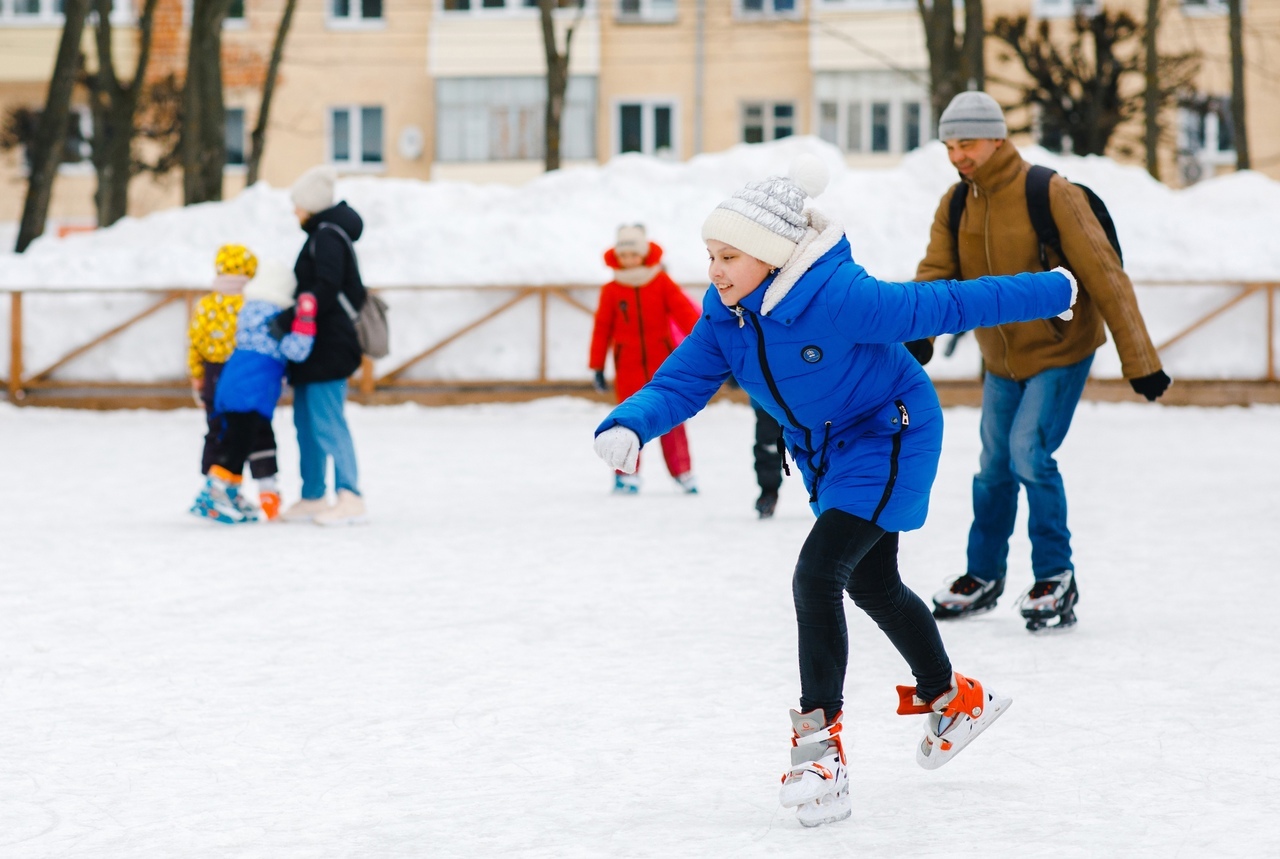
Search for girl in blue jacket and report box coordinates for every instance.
[593,155,1078,828]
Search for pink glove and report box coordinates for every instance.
[292,292,317,337]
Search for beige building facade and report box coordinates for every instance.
[0,0,1276,231]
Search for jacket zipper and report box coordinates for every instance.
[744,309,817,491]
[633,287,650,378]
[870,400,910,526]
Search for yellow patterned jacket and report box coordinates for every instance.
[188,292,246,380]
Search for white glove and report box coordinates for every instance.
[1051,266,1078,320]
[594,426,641,473]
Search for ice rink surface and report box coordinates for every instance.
[1,398,1276,857]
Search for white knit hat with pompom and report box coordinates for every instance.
[701,153,830,267]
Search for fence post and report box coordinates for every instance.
[1268,284,1276,382]
[360,356,375,396]
[8,291,23,403]
[538,288,548,382]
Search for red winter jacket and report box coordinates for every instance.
[589,242,700,401]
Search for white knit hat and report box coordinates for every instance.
[701,154,829,267]
[290,165,337,214]
[242,260,297,309]
[615,224,648,255]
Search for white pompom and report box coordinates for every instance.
[789,154,829,199]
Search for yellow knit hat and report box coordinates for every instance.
[214,244,259,278]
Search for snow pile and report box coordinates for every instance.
[3,137,1280,289]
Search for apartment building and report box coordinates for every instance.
[1,0,1276,229]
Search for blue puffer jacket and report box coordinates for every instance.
[596,213,1074,532]
[214,300,314,419]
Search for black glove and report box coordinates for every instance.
[904,338,934,366]
[1129,370,1171,401]
[592,370,608,394]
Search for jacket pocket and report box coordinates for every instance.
[1043,317,1068,342]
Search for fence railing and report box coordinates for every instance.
[1,281,1277,405]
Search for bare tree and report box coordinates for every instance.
[1143,0,1161,178]
[15,0,91,253]
[538,0,584,172]
[246,0,299,186]
[990,11,1198,158]
[1227,0,1249,170]
[916,0,985,132]
[182,0,234,204]
[86,0,162,228]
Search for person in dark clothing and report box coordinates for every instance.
[275,166,368,526]
[751,398,783,518]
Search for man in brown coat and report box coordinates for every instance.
[917,91,1170,632]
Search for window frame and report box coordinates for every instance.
[735,0,802,21]
[328,105,386,171]
[615,0,675,23]
[612,97,679,158]
[0,0,131,25]
[437,0,588,17]
[327,0,387,30]
[1179,0,1230,16]
[741,101,796,145]
[1032,0,1102,18]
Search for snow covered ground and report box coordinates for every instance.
[2,397,1276,857]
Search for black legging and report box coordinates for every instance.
[794,508,953,716]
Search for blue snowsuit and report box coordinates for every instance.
[214,300,314,419]
[596,220,1074,533]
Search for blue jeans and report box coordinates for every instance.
[966,355,1093,581]
[292,380,360,500]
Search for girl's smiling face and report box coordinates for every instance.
[706,240,772,306]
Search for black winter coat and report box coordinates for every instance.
[284,201,367,386]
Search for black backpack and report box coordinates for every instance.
[947,164,1123,271]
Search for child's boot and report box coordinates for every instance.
[613,473,640,495]
[223,472,260,521]
[779,708,850,827]
[897,672,1011,770]
[190,466,248,524]
[256,477,282,521]
[673,471,698,494]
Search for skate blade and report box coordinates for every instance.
[932,601,999,620]
[795,790,851,828]
[916,693,1012,771]
[1026,610,1078,634]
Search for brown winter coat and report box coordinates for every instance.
[914,141,1162,381]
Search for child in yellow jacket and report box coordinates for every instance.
[188,244,283,520]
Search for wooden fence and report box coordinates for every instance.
[1,281,1278,408]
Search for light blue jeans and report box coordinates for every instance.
[966,355,1093,581]
[292,379,360,500]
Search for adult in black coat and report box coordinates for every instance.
[276,165,369,526]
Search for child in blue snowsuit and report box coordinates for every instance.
[593,155,1078,827]
[191,261,317,524]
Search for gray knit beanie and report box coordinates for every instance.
[701,154,829,268]
[937,92,1008,141]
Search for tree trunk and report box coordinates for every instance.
[182,0,232,204]
[16,0,91,253]
[89,0,161,228]
[1227,0,1249,170]
[917,0,983,135]
[246,0,298,186]
[1143,0,1160,178]
[539,0,574,173]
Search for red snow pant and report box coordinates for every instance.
[617,422,692,478]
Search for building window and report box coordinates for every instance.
[1180,0,1228,13]
[1,0,130,23]
[436,76,597,162]
[225,107,246,167]
[182,0,247,26]
[329,0,383,25]
[330,106,384,167]
[814,71,930,156]
[616,100,676,157]
[617,0,675,21]
[440,0,583,13]
[1033,0,1101,17]
[1178,95,1234,159]
[738,0,798,16]
[743,102,794,144]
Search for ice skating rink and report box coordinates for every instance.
[1,398,1275,857]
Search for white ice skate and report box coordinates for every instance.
[779,709,851,827]
[897,672,1011,770]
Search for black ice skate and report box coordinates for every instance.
[932,574,1005,619]
[1017,571,1078,633]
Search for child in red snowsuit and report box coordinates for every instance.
[589,225,701,494]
